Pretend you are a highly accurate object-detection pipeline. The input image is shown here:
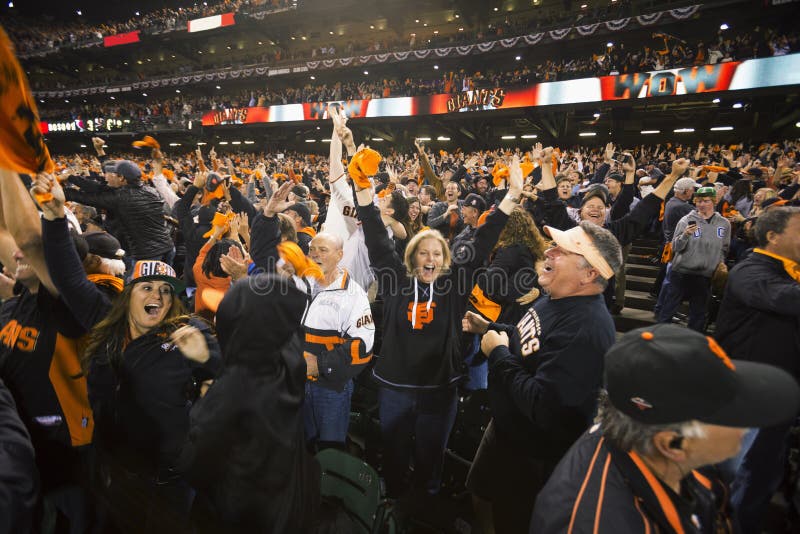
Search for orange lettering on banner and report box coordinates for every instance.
[407,302,436,330]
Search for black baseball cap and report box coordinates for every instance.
[463,193,486,212]
[606,324,800,428]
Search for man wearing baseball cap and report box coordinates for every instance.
[656,186,730,331]
[463,221,623,532]
[531,324,800,533]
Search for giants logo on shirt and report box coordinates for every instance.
[407,302,436,330]
[342,206,358,219]
[0,320,40,352]
[516,309,542,357]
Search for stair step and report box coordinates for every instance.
[627,253,661,266]
[613,308,657,333]
[626,275,657,293]
[622,289,657,311]
[626,264,661,277]
[631,245,660,256]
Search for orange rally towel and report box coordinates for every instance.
[132,135,160,150]
[348,147,382,189]
[0,26,53,174]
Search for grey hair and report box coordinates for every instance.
[311,231,344,251]
[596,391,706,456]
[754,207,800,248]
[579,221,623,290]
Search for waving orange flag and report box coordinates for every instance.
[0,26,53,174]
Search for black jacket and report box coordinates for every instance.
[487,293,615,461]
[539,188,662,246]
[178,275,319,533]
[531,427,733,533]
[715,251,800,380]
[41,217,222,472]
[65,183,173,259]
[470,243,538,326]
[0,378,38,534]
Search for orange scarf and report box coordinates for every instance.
[754,248,800,283]
[0,26,53,174]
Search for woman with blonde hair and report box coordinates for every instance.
[339,122,523,496]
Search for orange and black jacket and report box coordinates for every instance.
[0,286,94,451]
[531,426,734,533]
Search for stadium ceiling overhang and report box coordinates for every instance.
[196,55,800,127]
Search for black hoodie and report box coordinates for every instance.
[177,274,320,533]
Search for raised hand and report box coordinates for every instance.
[170,325,210,363]
[264,180,295,217]
[604,142,615,163]
[531,142,543,161]
[30,173,66,221]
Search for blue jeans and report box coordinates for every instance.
[304,380,353,445]
[729,422,794,533]
[464,334,488,391]
[379,386,458,496]
[656,269,710,332]
[653,262,672,317]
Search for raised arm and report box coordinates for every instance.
[31,175,113,329]
[0,170,58,296]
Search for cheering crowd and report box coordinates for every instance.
[0,105,798,533]
[8,0,293,57]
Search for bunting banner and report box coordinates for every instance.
[34,5,710,98]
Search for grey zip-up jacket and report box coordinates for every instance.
[671,211,730,277]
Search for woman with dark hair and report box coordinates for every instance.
[463,208,546,390]
[406,196,425,237]
[32,175,222,533]
[726,179,754,217]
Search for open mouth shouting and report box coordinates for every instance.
[144,303,163,317]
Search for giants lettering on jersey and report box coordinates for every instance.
[342,205,358,218]
[516,309,542,357]
[0,320,40,352]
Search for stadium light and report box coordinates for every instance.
[218,142,229,145]
[674,128,695,133]
[501,135,516,140]
[371,138,384,141]
[521,134,538,139]
[310,76,315,80]
[142,93,147,97]
[641,130,660,134]
[231,141,241,145]
[593,112,600,118]
[169,143,181,146]
[579,132,596,137]
[215,86,221,90]
[321,139,332,142]
[197,142,207,146]
[437,136,451,141]
[244,141,255,144]
[710,126,734,131]
[305,139,316,143]
[607,42,613,47]
[363,70,369,75]
[417,137,432,141]
[720,23,729,30]
[796,122,800,128]
[76,10,82,15]
[732,102,743,109]
[712,98,720,104]
[434,65,439,70]
[80,144,86,148]
[8,2,13,7]
[515,56,521,61]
